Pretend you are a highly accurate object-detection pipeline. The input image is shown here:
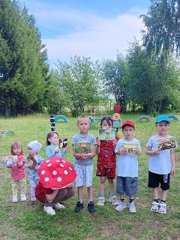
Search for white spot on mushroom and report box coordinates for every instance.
[45,177,49,182]
[52,170,57,175]
[69,167,72,171]
[64,170,68,175]
[57,177,62,182]
[60,164,64,167]
[48,164,51,167]
[41,170,45,175]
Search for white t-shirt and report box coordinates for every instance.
[115,138,141,177]
[146,135,173,174]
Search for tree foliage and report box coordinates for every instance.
[0,0,49,116]
[102,55,129,112]
[127,42,180,114]
[55,56,101,117]
[141,0,180,56]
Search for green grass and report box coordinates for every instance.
[0,113,180,240]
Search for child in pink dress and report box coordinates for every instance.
[9,141,27,202]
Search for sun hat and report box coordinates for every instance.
[121,120,135,129]
[38,156,77,189]
[155,114,170,123]
[27,140,42,153]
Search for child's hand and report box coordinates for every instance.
[135,149,142,155]
[28,160,35,169]
[171,167,175,176]
[119,148,127,154]
[55,147,60,153]
[64,146,68,151]
[96,139,100,146]
[17,161,24,168]
[153,150,160,155]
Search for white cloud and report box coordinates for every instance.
[43,12,146,66]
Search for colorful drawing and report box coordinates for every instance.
[59,138,68,149]
[122,143,139,155]
[2,155,17,167]
[98,128,116,140]
[74,142,91,154]
[158,137,176,150]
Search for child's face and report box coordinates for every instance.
[122,125,135,140]
[156,121,169,136]
[78,117,90,134]
[48,133,59,146]
[28,147,37,156]
[101,120,112,130]
[13,146,22,156]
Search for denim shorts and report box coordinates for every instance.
[116,176,138,196]
[74,164,93,188]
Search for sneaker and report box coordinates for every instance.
[54,203,65,209]
[31,197,37,202]
[97,198,105,206]
[21,195,26,202]
[115,201,126,212]
[88,202,96,214]
[128,201,136,213]
[159,202,166,214]
[75,201,84,213]
[109,196,119,206]
[151,201,159,213]
[12,196,18,203]
[44,206,56,216]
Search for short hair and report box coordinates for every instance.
[77,115,89,125]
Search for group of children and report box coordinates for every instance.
[4,114,176,216]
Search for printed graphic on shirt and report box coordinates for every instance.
[74,142,91,154]
[2,155,17,167]
[98,128,116,141]
[157,137,176,150]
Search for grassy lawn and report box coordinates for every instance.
[0,113,179,240]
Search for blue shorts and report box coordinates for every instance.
[116,176,138,197]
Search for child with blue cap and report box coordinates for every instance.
[146,114,176,214]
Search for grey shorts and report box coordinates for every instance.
[74,164,93,188]
[116,176,138,197]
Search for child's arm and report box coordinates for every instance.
[96,139,100,154]
[45,189,59,203]
[170,148,175,175]
[46,146,56,158]
[146,147,160,156]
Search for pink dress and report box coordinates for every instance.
[11,155,26,181]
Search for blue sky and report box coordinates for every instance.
[21,0,150,68]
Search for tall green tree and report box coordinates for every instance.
[0,0,49,116]
[55,56,101,117]
[141,0,180,56]
[102,55,129,112]
[127,42,180,113]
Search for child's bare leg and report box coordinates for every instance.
[77,186,83,201]
[87,185,93,201]
[107,178,115,195]
[98,176,106,195]
[161,189,168,201]
[152,187,159,200]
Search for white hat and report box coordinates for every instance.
[27,140,42,153]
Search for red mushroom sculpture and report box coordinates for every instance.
[38,156,77,189]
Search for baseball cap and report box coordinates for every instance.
[155,114,170,123]
[121,120,135,129]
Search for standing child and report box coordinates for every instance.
[115,120,141,213]
[46,131,67,159]
[96,116,119,206]
[27,140,43,202]
[72,115,97,214]
[9,141,26,202]
[146,115,176,214]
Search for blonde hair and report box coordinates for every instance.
[77,115,89,125]
[11,141,23,155]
